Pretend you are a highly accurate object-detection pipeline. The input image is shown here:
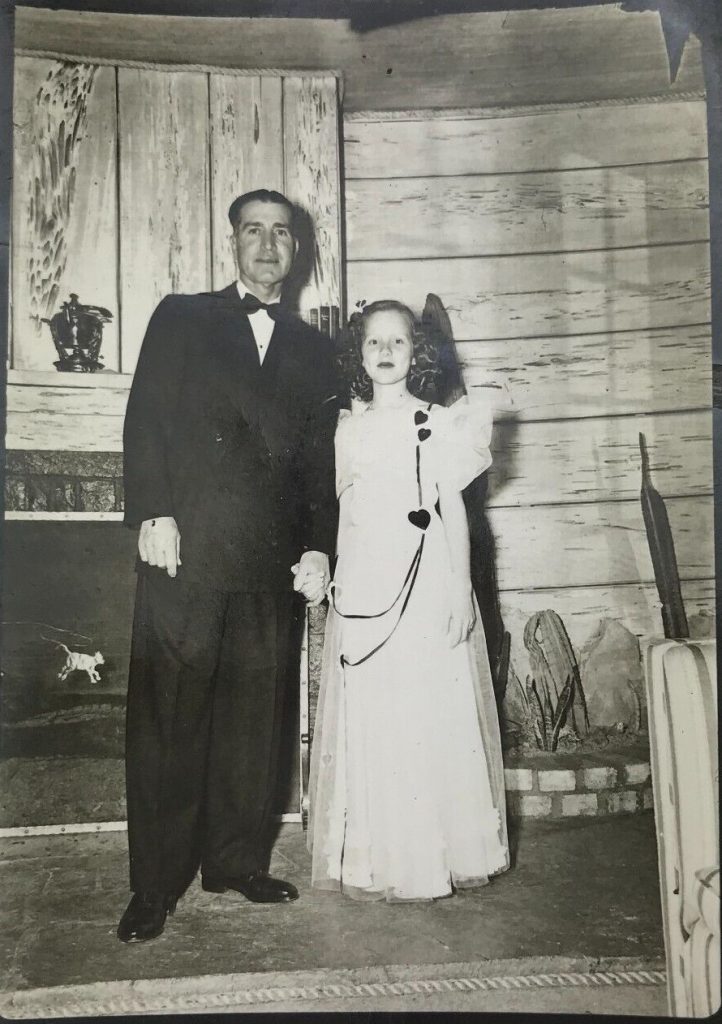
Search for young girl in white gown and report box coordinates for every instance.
[307,299,509,902]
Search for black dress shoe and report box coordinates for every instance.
[117,891,177,943]
[202,870,299,903]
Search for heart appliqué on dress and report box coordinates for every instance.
[408,508,431,531]
[414,410,428,425]
[417,427,431,442]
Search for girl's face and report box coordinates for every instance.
[361,310,414,388]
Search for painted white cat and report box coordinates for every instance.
[56,643,105,685]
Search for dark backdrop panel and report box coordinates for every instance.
[0,521,301,826]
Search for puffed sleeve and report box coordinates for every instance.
[334,408,355,498]
[427,396,493,492]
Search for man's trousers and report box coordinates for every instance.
[124,569,302,896]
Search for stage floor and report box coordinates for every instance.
[0,813,666,1016]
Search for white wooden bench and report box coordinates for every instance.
[644,638,719,1017]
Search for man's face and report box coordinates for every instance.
[232,200,297,295]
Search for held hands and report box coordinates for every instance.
[447,574,476,647]
[291,551,330,607]
[138,517,182,578]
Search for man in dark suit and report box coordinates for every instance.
[117,189,338,943]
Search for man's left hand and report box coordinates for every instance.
[292,550,330,606]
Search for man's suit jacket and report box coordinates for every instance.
[123,284,339,592]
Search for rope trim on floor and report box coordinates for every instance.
[0,966,668,1018]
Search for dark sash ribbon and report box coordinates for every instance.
[333,403,433,669]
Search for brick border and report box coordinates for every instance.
[504,762,652,819]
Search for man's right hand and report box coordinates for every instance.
[138,517,182,578]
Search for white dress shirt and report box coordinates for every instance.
[235,281,278,365]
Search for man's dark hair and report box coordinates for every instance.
[228,189,295,232]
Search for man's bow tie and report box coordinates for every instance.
[239,293,282,320]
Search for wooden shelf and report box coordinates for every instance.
[7,369,133,390]
[4,511,123,521]
[6,375,129,451]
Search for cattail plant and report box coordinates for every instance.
[639,433,689,639]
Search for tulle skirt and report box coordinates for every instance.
[307,533,510,903]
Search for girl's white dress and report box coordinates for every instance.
[307,397,510,902]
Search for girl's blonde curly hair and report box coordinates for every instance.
[337,299,442,403]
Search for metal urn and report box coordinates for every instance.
[43,293,113,373]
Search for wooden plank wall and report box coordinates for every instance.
[283,77,342,317]
[12,59,119,370]
[10,57,341,382]
[209,76,284,290]
[345,98,714,674]
[14,5,706,113]
[118,68,211,373]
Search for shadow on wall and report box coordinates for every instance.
[283,204,317,315]
[425,292,510,701]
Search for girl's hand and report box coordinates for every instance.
[300,572,327,606]
[291,555,329,607]
[447,576,475,647]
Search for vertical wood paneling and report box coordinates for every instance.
[9,65,345,459]
[283,77,342,318]
[118,68,210,374]
[12,57,119,370]
[209,75,283,289]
